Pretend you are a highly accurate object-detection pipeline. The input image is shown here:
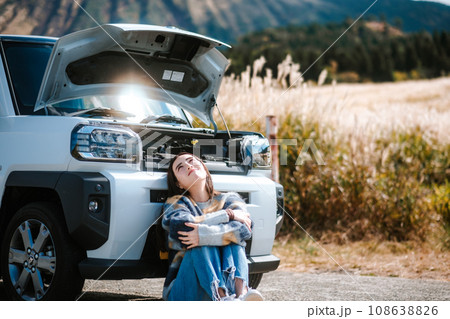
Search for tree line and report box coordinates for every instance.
[224,18,450,83]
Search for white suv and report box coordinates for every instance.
[0,24,283,300]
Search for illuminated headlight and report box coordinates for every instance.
[71,125,141,163]
[241,135,272,169]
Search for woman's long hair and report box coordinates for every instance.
[167,152,218,199]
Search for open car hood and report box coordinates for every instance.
[34,24,230,125]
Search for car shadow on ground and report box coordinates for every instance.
[0,280,162,301]
[0,281,7,300]
[78,292,162,301]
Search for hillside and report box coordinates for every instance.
[224,20,450,82]
[0,0,449,43]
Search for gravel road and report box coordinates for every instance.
[1,270,448,301]
[3,270,446,301]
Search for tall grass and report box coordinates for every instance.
[215,61,450,246]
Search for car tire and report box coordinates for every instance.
[249,273,263,289]
[1,201,85,300]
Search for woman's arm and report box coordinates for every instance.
[190,192,248,226]
[191,210,229,225]
[193,193,252,247]
[164,194,252,249]
[162,199,229,230]
[162,196,199,248]
[178,220,252,248]
[223,193,253,231]
[198,220,252,246]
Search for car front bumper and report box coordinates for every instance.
[83,170,281,260]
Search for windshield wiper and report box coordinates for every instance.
[140,114,188,125]
[68,107,134,118]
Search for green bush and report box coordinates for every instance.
[276,115,449,243]
[429,182,450,248]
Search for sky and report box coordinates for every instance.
[414,0,450,5]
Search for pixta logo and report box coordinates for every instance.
[126,129,325,171]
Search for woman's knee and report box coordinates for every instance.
[190,246,221,260]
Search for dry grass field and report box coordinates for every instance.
[216,76,450,144]
[216,74,450,281]
[273,238,450,281]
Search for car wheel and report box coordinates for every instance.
[1,202,85,300]
[249,273,263,289]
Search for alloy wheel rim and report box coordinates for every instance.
[8,219,56,300]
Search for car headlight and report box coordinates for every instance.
[241,135,271,169]
[71,124,141,163]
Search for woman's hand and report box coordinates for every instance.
[230,209,252,231]
[178,222,199,249]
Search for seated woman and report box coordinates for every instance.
[161,152,263,301]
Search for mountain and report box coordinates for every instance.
[0,0,449,43]
[225,20,450,82]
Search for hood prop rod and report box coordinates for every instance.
[210,96,231,139]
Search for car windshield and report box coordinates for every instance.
[46,92,191,127]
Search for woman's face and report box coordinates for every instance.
[172,154,207,190]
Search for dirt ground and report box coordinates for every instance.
[1,236,448,301]
[1,238,448,301]
[78,270,448,301]
[273,237,450,281]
